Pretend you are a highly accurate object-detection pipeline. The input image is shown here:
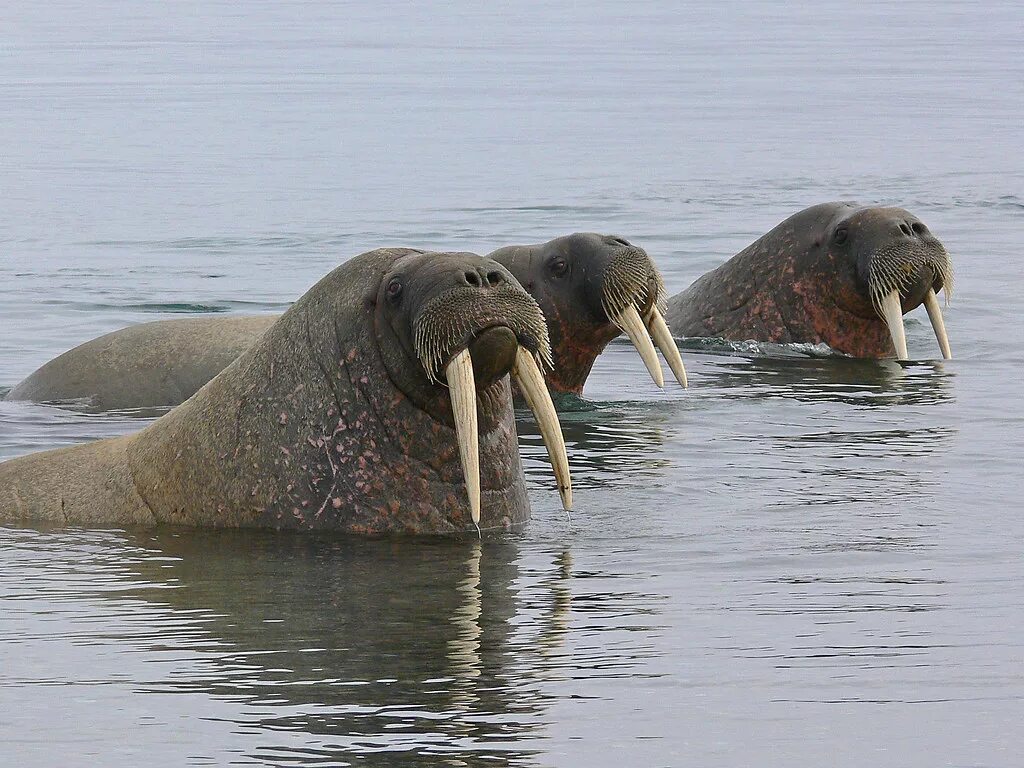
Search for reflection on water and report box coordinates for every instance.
[2,527,670,767]
[517,403,672,491]
[694,353,956,408]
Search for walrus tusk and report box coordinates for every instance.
[445,349,481,530]
[879,290,909,361]
[923,288,952,360]
[614,304,664,388]
[512,347,573,511]
[645,306,688,388]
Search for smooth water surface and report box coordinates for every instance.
[2,2,1022,766]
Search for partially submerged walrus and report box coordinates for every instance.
[665,203,954,360]
[490,232,686,393]
[0,249,571,534]
[4,233,685,410]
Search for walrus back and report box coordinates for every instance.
[665,256,755,337]
[0,435,156,526]
[5,315,277,410]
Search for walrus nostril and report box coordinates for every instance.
[464,271,482,287]
[899,222,913,237]
[607,236,631,247]
[486,270,503,286]
[911,222,927,236]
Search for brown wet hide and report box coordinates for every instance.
[5,315,279,409]
[0,248,538,532]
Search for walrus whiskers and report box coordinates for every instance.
[601,248,687,388]
[414,288,553,384]
[868,241,953,361]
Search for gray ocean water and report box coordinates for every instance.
[2,2,1023,766]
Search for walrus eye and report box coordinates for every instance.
[833,227,849,246]
[386,278,403,301]
[549,258,569,278]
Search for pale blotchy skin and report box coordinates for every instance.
[4,232,684,409]
[0,248,559,535]
[665,203,954,359]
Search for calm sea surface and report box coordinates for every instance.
[2,2,1022,766]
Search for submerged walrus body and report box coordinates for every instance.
[0,249,571,534]
[665,203,954,360]
[5,315,278,410]
[4,233,686,410]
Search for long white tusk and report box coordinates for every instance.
[445,349,481,531]
[923,288,952,360]
[614,304,664,388]
[512,347,573,511]
[879,289,909,361]
[645,306,688,388]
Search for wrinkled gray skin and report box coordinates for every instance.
[0,249,540,535]
[5,233,655,408]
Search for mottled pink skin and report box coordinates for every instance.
[127,249,533,534]
[666,203,947,358]
[536,299,623,395]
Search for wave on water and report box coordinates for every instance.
[667,336,843,359]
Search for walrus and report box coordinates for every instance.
[665,203,953,360]
[4,233,686,409]
[0,248,572,534]
[490,232,686,393]
[4,315,280,410]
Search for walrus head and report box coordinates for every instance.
[372,251,571,527]
[810,205,954,359]
[490,233,687,395]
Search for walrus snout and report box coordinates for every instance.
[467,326,519,390]
[599,245,688,388]
[460,267,506,289]
[860,210,954,361]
